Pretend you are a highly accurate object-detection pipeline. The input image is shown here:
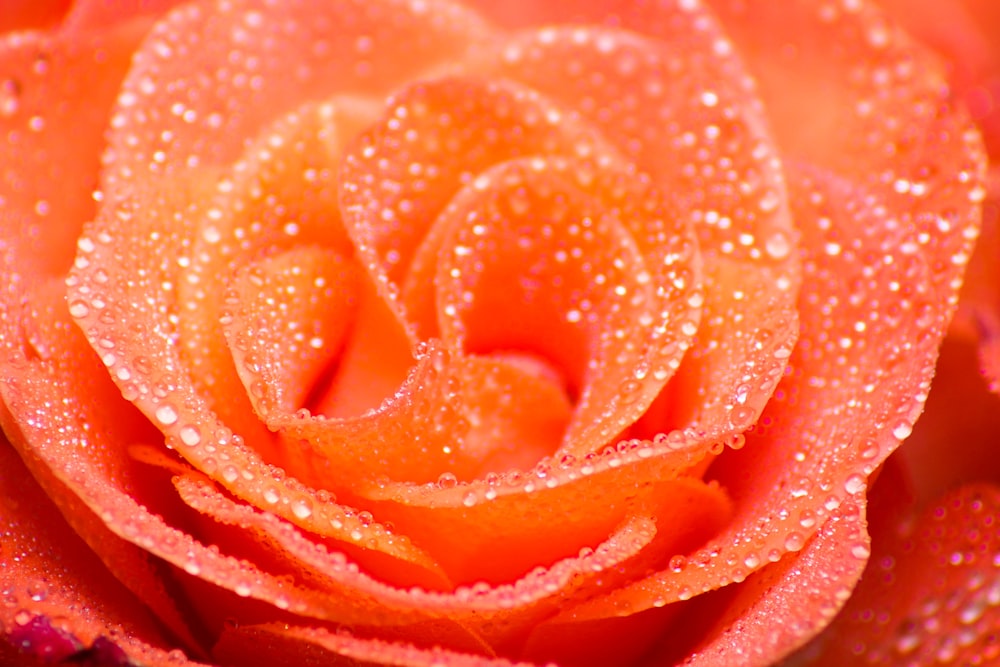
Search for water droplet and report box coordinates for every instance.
[844,474,866,495]
[858,438,880,460]
[960,597,986,625]
[202,225,222,244]
[936,638,958,663]
[765,231,791,259]
[892,421,913,440]
[27,580,47,602]
[155,404,179,425]
[68,301,90,318]
[729,405,756,429]
[179,425,201,446]
[292,498,313,519]
[784,532,805,552]
[0,79,20,117]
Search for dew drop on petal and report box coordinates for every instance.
[154,404,179,426]
[765,230,792,260]
[67,301,90,319]
[179,425,201,447]
[669,555,688,573]
[262,486,280,505]
[292,498,313,520]
[785,532,805,552]
[0,78,20,117]
[851,542,871,560]
[892,421,913,440]
[844,473,866,495]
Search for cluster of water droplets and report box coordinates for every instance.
[814,486,1000,667]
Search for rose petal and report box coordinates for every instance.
[212,623,537,667]
[876,0,1000,157]
[416,154,702,461]
[716,0,991,400]
[0,14,152,280]
[0,435,210,666]
[335,74,703,482]
[657,494,869,666]
[558,155,975,623]
[363,474,731,588]
[474,21,796,271]
[0,1,68,32]
[222,247,360,420]
[310,268,417,420]
[953,185,1000,393]
[892,335,1000,506]
[435,355,575,476]
[64,0,496,589]
[0,281,202,650]
[99,0,493,188]
[0,282,453,635]
[788,482,1000,666]
[172,99,376,474]
[518,606,684,667]
[468,18,801,459]
[706,0,987,265]
[167,466,701,653]
[339,76,623,307]
[60,0,184,34]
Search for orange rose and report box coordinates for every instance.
[0,1,986,666]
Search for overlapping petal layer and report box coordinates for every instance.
[789,473,1000,666]
[0,436,209,667]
